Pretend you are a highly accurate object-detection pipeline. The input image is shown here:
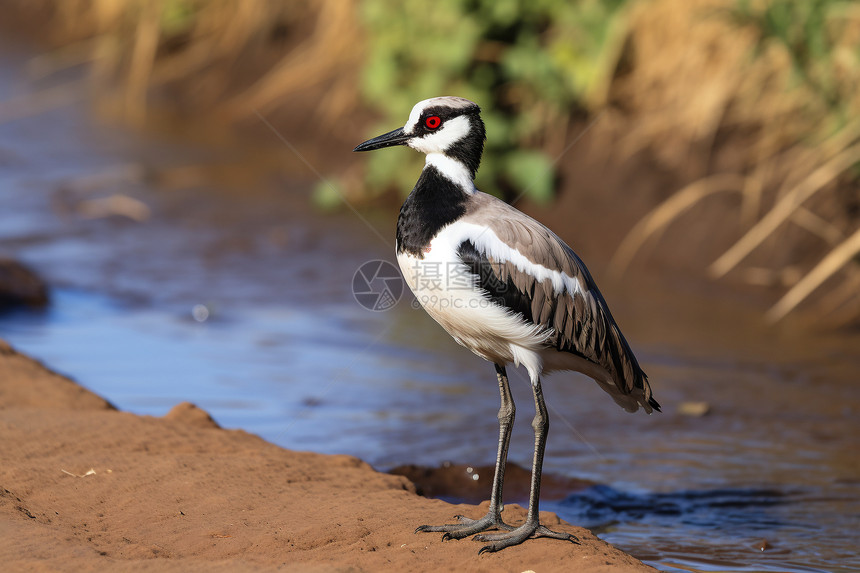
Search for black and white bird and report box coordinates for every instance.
[354,96,659,553]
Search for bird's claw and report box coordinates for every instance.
[473,520,579,553]
[414,511,513,541]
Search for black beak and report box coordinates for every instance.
[353,127,410,152]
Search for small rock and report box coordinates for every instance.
[0,258,49,308]
[678,401,711,417]
[75,194,151,222]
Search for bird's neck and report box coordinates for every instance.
[396,160,472,257]
[424,153,476,195]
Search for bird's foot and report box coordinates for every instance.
[415,512,514,541]
[474,519,579,553]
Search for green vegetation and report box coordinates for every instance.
[733,0,860,138]
[357,0,634,203]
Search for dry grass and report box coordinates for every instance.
[9,0,363,125]
[608,0,860,325]
[767,227,860,323]
[609,174,747,275]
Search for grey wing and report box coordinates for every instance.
[458,206,659,413]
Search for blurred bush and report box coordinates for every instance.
[358,0,633,203]
[607,0,860,324]
[10,0,362,125]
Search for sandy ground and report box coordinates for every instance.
[0,338,653,572]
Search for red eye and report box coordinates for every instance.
[425,116,441,129]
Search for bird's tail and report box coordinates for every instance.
[595,370,660,414]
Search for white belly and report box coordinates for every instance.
[396,223,550,374]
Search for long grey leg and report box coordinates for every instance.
[488,363,515,515]
[474,376,578,553]
[415,363,515,539]
[527,373,547,523]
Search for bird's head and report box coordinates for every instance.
[353,96,486,178]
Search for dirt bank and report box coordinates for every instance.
[0,338,652,572]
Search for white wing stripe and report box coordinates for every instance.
[439,222,584,298]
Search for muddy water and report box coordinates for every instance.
[1,41,859,573]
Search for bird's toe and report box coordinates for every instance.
[414,511,512,540]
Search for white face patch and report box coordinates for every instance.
[404,99,433,134]
[407,115,471,154]
[404,96,477,134]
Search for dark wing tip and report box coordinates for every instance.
[648,395,662,413]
